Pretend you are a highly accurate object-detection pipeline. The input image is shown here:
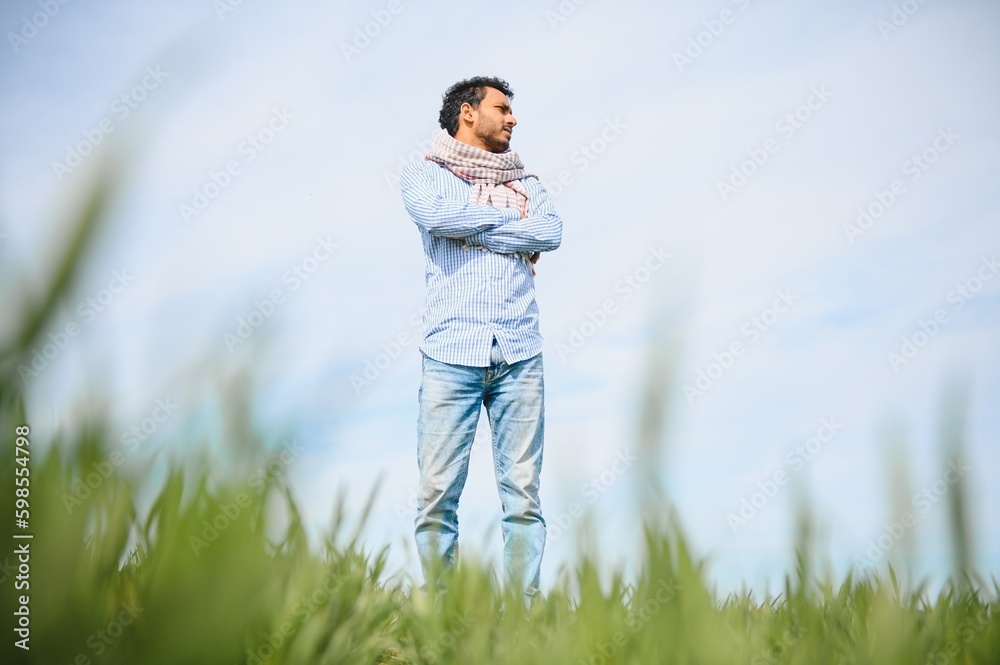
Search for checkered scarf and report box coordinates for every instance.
[425,129,539,271]
[425,129,535,217]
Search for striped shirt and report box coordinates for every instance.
[400,159,563,367]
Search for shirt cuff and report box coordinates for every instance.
[467,230,488,248]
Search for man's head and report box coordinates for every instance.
[438,76,517,153]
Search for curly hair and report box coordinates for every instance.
[437,76,514,136]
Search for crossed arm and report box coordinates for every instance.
[400,162,563,255]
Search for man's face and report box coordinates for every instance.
[467,87,517,153]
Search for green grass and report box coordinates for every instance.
[1,163,997,664]
[0,426,996,664]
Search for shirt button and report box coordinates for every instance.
[479,247,487,252]
[463,244,470,251]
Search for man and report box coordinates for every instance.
[399,76,563,601]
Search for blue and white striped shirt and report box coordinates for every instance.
[400,159,563,367]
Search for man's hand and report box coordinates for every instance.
[529,251,540,276]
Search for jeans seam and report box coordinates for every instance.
[486,405,507,516]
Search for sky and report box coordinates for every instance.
[1,0,998,598]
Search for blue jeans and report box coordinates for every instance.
[415,337,546,598]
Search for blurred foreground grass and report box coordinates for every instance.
[0,166,997,664]
[0,401,996,665]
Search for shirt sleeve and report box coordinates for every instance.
[465,177,563,254]
[400,161,519,238]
